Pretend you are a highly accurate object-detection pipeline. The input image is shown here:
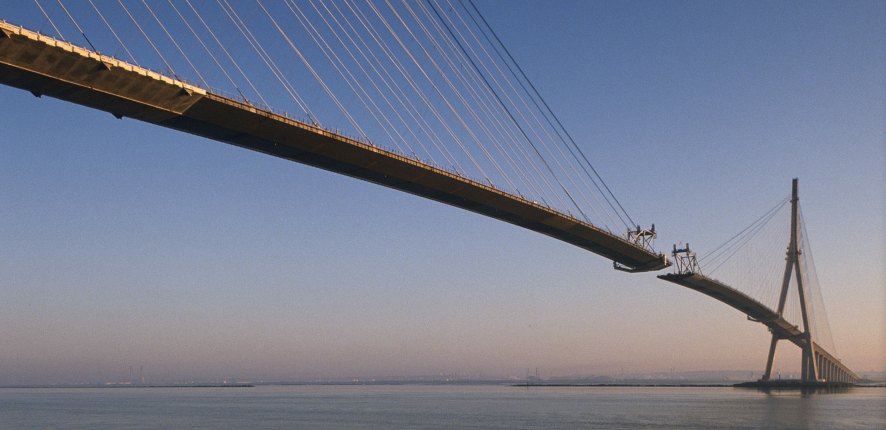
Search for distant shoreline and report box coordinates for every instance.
[0,383,254,389]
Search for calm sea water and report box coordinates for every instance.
[1,385,883,429]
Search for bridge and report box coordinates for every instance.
[659,179,859,384]
[0,19,668,273]
[0,2,858,385]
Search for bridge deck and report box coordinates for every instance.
[659,273,859,381]
[0,20,669,272]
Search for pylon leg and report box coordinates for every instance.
[799,346,812,380]
[762,335,779,380]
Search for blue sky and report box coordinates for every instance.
[0,1,883,385]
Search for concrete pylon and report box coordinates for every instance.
[761,178,820,382]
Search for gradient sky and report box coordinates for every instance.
[1,1,883,385]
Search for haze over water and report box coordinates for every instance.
[2,385,884,429]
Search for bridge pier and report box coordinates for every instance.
[750,180,858,386]
[765,179,824,383]
[762,336,779,381]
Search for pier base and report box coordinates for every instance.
[735,379,854,393]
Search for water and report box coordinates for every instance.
[1,385,883,429]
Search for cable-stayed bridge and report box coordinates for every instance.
[0,2,857,384]
[659,180,859,384]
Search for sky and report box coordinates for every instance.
[0,0,884,385]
